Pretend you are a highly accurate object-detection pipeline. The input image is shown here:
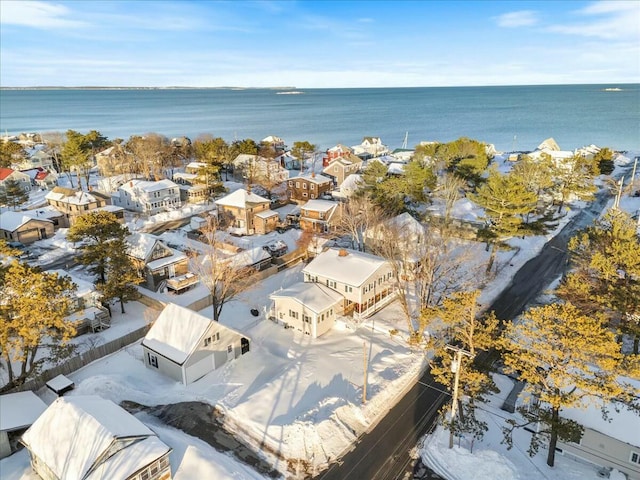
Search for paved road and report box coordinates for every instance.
[314,187,614,480]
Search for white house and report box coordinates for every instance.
[270,282,343,338]
[142,303,250,385]
[0,391,47,459]
[113,179,181,215]
[21,395,172,480]
[558,390,640,480]
[302,248,396,319]
[351,136,389,158]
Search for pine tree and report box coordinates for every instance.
[469,167,538,271]
[422,291,499,441]
[68,211,130,283]
[500,302,636,467]
[551,154,598,212]
[0,141,26,168]
[0,178,29,210]
[0,262,77,388]
[557,209,640,352]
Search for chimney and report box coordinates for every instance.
[338,249,348,257]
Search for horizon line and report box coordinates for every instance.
[1,82,638,91]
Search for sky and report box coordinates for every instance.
[1,0,639,88]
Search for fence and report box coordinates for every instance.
[9,324,152,394]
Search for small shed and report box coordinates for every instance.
[0,391,47,459]
[46,374,75,396]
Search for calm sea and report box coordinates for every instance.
[1,85,638,153]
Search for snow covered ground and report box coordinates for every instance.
[1,153,638,479]
[419,374,630,480]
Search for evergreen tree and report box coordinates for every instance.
[0,141,26,168]
[67,211,130,283]
[291,141,316,172]
[0,262,77,388]
[0,178,29,210]
[469,167,538,271]
[402,159,437,204]
[97,239,140,314]
[557,209,640,352]
[423,291,499,442]
[551,154,598,212]
[594,147,615,175]
[500,302,636,467]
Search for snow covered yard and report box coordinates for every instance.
[419,374,628,480]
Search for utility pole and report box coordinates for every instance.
[363,341,368,404]
[614,176,624,210]
[445,345,473,449]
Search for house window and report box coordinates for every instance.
[311,194,315,199]
[631,452,640,465]
[296,182,300,188]
[303,183,307,189]
[310,184,315,190]
[227,345,233,354]
[288,181,293,186]
[303,192,307,197]
[148,353,158,368]
[204,337,212,347]
[334,166,338,172]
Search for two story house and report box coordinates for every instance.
[0,168,31,193]
[113,179,181,215]
[302,248,396,319]
[45,187,112,227]
[127,232,191,291]
[232,154,289,184]
[299,199,340,233]
[322,144,353,167]
[287,173,333,203]
[322,153,363,187]
[215,189,278,235]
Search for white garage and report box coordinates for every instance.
[142,303,250,385]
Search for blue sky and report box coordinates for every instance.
[1,0,638,88]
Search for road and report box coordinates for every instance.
[314,187,614,480]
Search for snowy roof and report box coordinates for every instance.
[340,174,363,191]
[387,163,405,175]
[21,395,170,480]
[46,374,74,393]
[270,282,343,314]
[303,248,389,287]
[289,173,332,184]
[262,135,284,144]
[384,212,427,237]
[45,187,100,205]
[215,188,269,208]
[146,248,186,271]
[94,205,124,214]
[231,246,272,268]
[143,303,213,364]
[301,199,338,213]
[0,391,47,432]
[47,269,95,298]
[560,383,640,447]
[22,206,64,221]
[0,211,53,232]
[254,209,279,219]
[537,137,560,151]
[186,161,207,170]
[127,232,161,260]
[119,179,178,193]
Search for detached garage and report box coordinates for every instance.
[142,303,250,385]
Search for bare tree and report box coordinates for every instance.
[336,195,385,251]
[189,216,256,322]
[369,218,483,344]
[433,171,466,226]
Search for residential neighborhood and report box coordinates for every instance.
[0,129,638,480]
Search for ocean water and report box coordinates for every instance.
[1,84,638,153]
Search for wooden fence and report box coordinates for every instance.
[9,324,151,394]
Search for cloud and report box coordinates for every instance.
[547,1,640,40]
[0,1,88,29]
[494,10,538,28]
